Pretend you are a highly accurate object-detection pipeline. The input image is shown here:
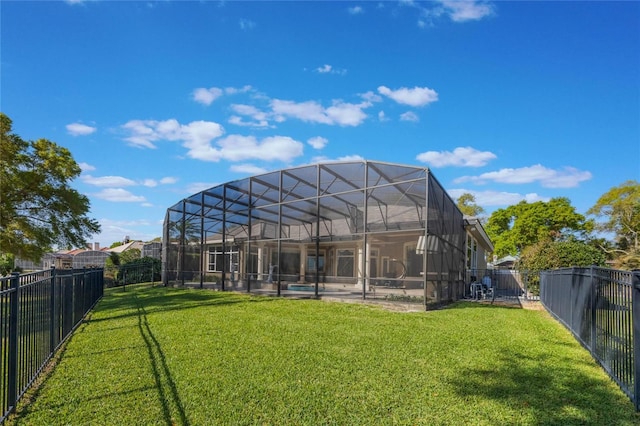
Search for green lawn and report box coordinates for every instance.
[10,284,639,425]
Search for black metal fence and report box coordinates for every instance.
[0,267,104,423]
[465,269,539,301]
[540,267,640,410]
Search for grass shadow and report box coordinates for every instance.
[134,293,190,426]
[448,344,639,425]
[87,285,276,324]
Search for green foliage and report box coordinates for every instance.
[519,240,607,293]
[587,180,640,268]
[12,286,638,425]
[0,253,14,276]
[107,252,120,267]
[456,192,485,217]
[118,248,141,265]
[118,257,161,285]
[485,197,593,258]
[0,113,100,262]
[613,249,640,270]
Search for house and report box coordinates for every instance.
[162,160,493,305]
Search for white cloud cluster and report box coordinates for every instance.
[82,175,136,187]
[448,188,549,207]
[378,86,439,107]
[122,119,224,150]
[66,122,96,136]
[192,85,252,106]
[438,0,494,23]
[270,99,371,127]
[348,6,364,15]
[121,118,303,163]
[230,163,269,175]
[81,171,177,204]
[417,146,497,167]
[315,64,347,75]
[212,135,303,162]
[307,136,328,150]
[404,0,494,25]
[93,188,146,203]
[454,164,593,188]
[400,111,419,122]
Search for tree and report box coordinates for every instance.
[119,248,141,265]
[518,239,607,294]
[0,113,100,262]
[587,180,640,269]
[456,193,485,218]
[485,197,594,258]
[170,219,199,282]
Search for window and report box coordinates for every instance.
[336,249,354,277]
[208,246,238,272]
[307,251,325,272]
[466,235,477,271]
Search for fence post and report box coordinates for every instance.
[591,266,597,353]
[633,271,640,411]
[50,266,57,353]
[8,272,20,412]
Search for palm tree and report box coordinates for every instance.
[169,218,199,285]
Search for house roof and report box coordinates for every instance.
[464,216,494,252]
[107,241,144,253]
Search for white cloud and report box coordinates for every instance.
[438,0,494,22]
[92,218,157,247]
[315,64,347,75]
[271,99,370,126]
[82,175,137,187]
[447,188,549,207]
[141,177,175,187]
[400,111,419,122]
[312,154,365,164]
[348,6,364,15]
[454,164,593,188]
[224,85,252,95]
[192,87,224,106]
[228,116,270,128]
[122,119,225,153]
[66,122,96,136]
[122,118,304,163]
[79,162,96,172]
[186,182,219,194]
[308,136,328,150]
[360,91,383,103]
[193,85,253,106]
[378,85,439,107]
[94,188,146,202]
[212,135,304,162]
[229,104,270,127]
[378,111,389,122]
[160,176,178,184]
[230,163,269,175]
[417,146,497,167]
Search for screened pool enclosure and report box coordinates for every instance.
[162,161,485,306]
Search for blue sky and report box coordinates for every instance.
[2,0,639,247]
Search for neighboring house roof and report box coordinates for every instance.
[107,241,145,253]
[464,216,494,253]
[492,255,518,268]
